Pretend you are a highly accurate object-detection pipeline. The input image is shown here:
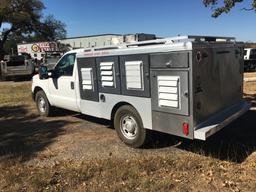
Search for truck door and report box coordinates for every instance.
[48,53,79,111]
[76,57,99,102]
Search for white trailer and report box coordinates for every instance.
[32,35,250,148]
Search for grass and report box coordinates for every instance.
[1,154,255,192]
[0,82,31,106]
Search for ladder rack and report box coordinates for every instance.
[83,35,236,52]
[187,35,235,42]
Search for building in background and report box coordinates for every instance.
[17,33,156,60]
[59,34,123,49]
[58,33,156,49]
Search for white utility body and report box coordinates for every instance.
[32,35,250,148]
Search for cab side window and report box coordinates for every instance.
[56,53,76,76]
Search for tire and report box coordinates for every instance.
[114,105,149,148]
[35,90,53,117]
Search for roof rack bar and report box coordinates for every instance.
[125,36,189,47]
[94,46,122,51]
[125,35,235,47]
[82,35,236,52]
[83,45,124,52]
[187,35,235,42]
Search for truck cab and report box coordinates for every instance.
[32,49,82,113]
[244,48,256,71]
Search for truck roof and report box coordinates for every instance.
[244,48,256,50]
[75,35,236,59]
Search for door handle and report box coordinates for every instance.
[70,81,74,90]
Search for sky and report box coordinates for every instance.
[42,0,256,42]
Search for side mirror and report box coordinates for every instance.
[39,66,49,79]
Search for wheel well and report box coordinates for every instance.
[111,102,132,122]
[33,86,43,101]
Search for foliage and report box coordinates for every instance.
[203,0,256,17]
[35,15,66,41]
[0,0,66,57]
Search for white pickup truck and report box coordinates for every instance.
[244,48,256,71]
[0,55,34,80]
[32,36,250,148]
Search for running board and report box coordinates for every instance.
[194,101,251,140]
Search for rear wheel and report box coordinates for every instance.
[35,90,53,117]
[114,105,149,148]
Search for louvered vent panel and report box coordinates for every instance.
[100,62,115,87]
[125,61,143,90]
[158,76,179,108]
[81,68,93,90]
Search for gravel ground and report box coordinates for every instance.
[0,73,255,165]
[0,80,182,165]
[0,73,255,191]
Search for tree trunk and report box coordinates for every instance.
[0,41,5,60]
[0,27,15,60]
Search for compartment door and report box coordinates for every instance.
[120,54,150,97]
[77,57,99,102]
[151,70,189,115]
[96,56,121,94]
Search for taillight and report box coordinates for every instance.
[183,122,189,136]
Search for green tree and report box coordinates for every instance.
[0,0,66,58]
[34,15,66,42]
[203,0,256,17]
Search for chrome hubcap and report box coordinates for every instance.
[120,115,138,139]
[38,97,46,113]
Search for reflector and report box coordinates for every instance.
[183,122,189,136]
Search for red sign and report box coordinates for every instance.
[31,42,57,52]
[18,47,28,53]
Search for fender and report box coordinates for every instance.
[32,74,53,105]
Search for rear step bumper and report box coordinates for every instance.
[194,101,251,140]
[4,69,32,76]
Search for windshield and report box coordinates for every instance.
[43,52,62,66]
[45,53,62,59]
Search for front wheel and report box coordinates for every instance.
[35,90,53,117]
[114,105,149,148]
